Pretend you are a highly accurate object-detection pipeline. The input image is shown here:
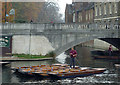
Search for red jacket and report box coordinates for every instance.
[70,50,77,57]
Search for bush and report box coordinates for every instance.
[13,54,50,59]
[14,19,28,23]
[45,51,56,58]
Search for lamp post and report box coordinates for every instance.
[29,21,33,55]
[29,26,31,55]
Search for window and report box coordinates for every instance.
[104,4,106,15]
[78,13,82,22]
[109,3,112,14]
[114,2,117,13]
[99,5,102,15]
[78,14,80,22]
[73,13,75,22]
[81,15,82,22]
[78,13,81,22]
[95,6,98,16]
[86,13,88,21]
[89,11,91,20]
[91,11,93,19]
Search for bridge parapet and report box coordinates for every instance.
[43,23,120,30]
[1,23,119,38]
[1,23,120,30]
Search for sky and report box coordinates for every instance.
[46,0,72,14]
[45,0,72,19]
[57,0,72,14]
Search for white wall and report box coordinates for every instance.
[12,35,55,55]
[94,39,117,50]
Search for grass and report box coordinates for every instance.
[13,54,51,59]
[13,51,56,59]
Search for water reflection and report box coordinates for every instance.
[55,52,68,64]
[2,65,12,83]
[2,47,120,84]
[11,60,57,67]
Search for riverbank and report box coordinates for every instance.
[13,54,52,59]
[0,52,55,62]
[0,56,54,62]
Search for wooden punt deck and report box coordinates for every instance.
[11,64,106,79]
[48,68,106,79]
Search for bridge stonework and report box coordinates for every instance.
[1,23,120,56]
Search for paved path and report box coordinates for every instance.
[0,56,53,62]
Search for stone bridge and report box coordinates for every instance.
[1,23,120,56]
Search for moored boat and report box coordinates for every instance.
[91,50,120,60]
[115,64,120,69]
[11,64,106,79]
[91,50,120,56]
[20,64,69,77]
[11,65,41,73]
[92,55,120,60]
[48,67,106,79]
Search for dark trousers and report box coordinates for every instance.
[70,57,75,68]
[108,51,112,56]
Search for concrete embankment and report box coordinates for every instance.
[0,57,53,62]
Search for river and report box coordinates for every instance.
[1,47,120,84]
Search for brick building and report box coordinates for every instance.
[2,2,13,23]
[65,2,94,23]
[65,4,73,23]
[94,2,120,25]
[73,2,87,23]
[77,2,94,23]
[0,1,2,23]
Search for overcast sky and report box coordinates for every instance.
[57,0,72,19]
[58,0,72,14]
[45,0,72,19]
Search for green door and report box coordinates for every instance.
[0,35,12,57]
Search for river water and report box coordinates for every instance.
[1,47,120,84]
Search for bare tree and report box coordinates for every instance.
[38,1,63,23]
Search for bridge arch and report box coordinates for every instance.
[55,37,120,56]
[55,36,99,56]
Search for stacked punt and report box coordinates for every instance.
[11,64,106,79]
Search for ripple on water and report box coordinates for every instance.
[22,73,119,84]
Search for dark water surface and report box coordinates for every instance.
[2,47,120,84]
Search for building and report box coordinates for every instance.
[77,2,94,23]
[72,2,87,23]
[0,1,2,23]
[2,2,13,23]
[94,2,120,25]
[65,2,95,24]
[65,4,73,23]
[1,2,14,23]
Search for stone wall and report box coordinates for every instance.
[12,35,55,55]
